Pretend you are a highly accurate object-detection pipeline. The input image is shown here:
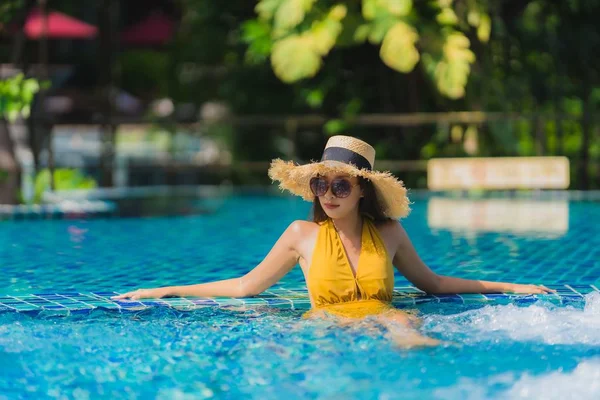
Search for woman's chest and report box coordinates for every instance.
[297,224,396,276]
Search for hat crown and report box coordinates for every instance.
[324,135,376,168]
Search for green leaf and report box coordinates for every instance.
[309,20,341,55]
[436,7,458,25]
[20,79,40,103]
[1,74,44,120]
[379,0,412,17]
[362,0,377,20]
[329,3,347,20]
[271,35,322,82]
[269,3,346,81]
[7,78,20,97]
[242,20,273,64]
[324,119,348,134]
[20,105,30,119]
[22,78,39,95]
[6,109,18,123]
[468,10,479,26]
[477,13,491,42]
[304,88,324,108]
[33,170,50,202]
[274,0,316,34]
[255,0,285,20]
[353,24,371,43]
[368,16,396,43]
[379,22,420,73]
[363,0,411,21]
[444,32,474,62]
[308,5,346,55]
[33,169,98,203]
[432,32,476,99]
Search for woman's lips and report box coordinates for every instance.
[324,203,340,210]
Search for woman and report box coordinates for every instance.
[113,135,554,347]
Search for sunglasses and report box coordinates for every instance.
[309,176,359,198]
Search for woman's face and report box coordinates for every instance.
[314,172,363,219]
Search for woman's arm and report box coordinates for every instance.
[111,221,304,300]
[390,221,555,295]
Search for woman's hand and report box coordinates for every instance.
[506,283,556,294]
[111,287,170,301]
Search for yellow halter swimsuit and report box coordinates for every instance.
[304,217,395,319]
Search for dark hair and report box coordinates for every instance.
[311,177,392,223]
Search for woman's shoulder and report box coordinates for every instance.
[375,219,403,239]
[284,220,321,252]
[375,218,401,231]
[374,219,405,256]
[288,220,320,236]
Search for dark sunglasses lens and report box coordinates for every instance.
[310,177,327,196]
[331,179,352,198]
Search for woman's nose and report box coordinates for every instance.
[324,186,335,200]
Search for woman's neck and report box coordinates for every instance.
[331,211,362,238]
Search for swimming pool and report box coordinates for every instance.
[2,191,600,398]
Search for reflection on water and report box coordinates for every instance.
[427,197,569,237]
[3,295,600,399]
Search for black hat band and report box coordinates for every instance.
[321,147,372,171]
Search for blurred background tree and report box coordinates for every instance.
[164,0,598,188]
[0,74,41,204]
[1,0,599,203]
[0,0,41,204]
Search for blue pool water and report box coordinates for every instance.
[1,192,600,399]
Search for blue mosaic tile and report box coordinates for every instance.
[0,285,594,315]
[1,193,599,317]
[432,294,464,303]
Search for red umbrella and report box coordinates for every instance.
[121,12,174,46]
[24,7,97,39]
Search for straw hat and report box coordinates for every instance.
[268,135,410,219]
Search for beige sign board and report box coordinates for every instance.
[427,157,570,190]
[427,198,568,236]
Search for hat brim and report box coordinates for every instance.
[268,158,411,219]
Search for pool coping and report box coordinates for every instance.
[0,200,117,221]
[1,285,597,316]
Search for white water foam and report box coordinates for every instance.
[503,358,600,399]
[434,358,600,400]
[426,292,600,345]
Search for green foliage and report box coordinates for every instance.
[362,0,412,20]
[302,88,325,108]
[422,32,476,99]
[266,3,348,83]
[468,10,491,42]
[31,169,97,204]
[272,0,317,35]
[324,119,348,135]
[271,35,323,82]
[0,74,44,122]
[380,21,419,73]
[142,0,600,188]
[247,0,489,98]
[0,0,24,24]
[241,20,273,64]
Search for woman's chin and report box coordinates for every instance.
[324,208,347,219]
